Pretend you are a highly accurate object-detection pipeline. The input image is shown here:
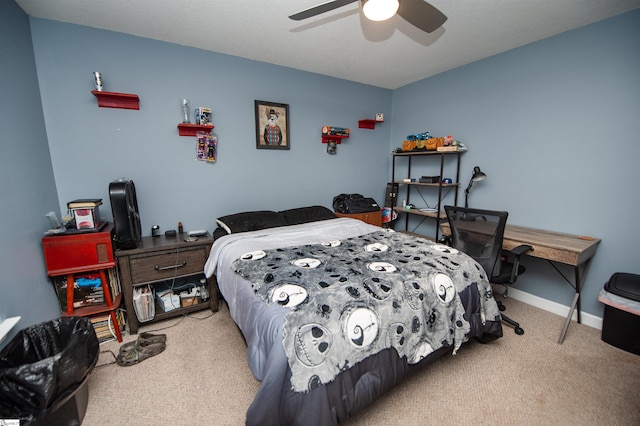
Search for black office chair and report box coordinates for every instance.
[443,205,532,335]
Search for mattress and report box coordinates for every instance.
[205,218,502,425]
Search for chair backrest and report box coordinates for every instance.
[444,206,508,280]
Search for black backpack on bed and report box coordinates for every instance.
[333,193,380,214]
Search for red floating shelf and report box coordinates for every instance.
[358,119,383,129]
[322,135,349,144]
[177,123,215,137]
[91,91,140,110]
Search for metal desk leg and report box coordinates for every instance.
[558,292,580,344]
[557,260,592,344]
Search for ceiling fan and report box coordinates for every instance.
[289,0,447,33]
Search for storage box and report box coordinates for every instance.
[181,296,198,307]
[156,290,180,312]
[599,273,640,355]
[180,286,199,307]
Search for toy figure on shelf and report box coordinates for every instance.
[327,140,337,155]
[406,131,431,141]
[195,107,213,126]
[401,132,466,152]
[196,131,217,163]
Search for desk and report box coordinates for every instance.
[441,222,600,343]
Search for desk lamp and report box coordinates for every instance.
[464,166,486,208]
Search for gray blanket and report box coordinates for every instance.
[232,229,500,392]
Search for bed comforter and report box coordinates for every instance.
[204,218,502,425]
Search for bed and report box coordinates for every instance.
[204,206,503,425]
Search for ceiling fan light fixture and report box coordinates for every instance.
[362,0,399,22]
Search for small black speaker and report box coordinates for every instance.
[109,179,142,250]
[384,182,399,208]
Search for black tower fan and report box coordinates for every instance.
[109,178,142,249]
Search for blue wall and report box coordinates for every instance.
[2,1,638,350]
[391,10,640,318]
[0,0,61,348]
[29,19,392,236]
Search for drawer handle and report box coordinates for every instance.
[154,261,187,271]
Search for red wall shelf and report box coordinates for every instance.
[91,91,140,110]
[322,135,349,144]
[177,123,215,137]
[358,119,383,129]
[322,126,350,144]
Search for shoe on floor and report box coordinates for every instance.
[118,332,167,355]
[116,341,166,366]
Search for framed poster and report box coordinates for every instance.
[255,100,290,150]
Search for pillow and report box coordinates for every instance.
[215,210,286,234]
[279,206,336,226]
[212,226,229,240]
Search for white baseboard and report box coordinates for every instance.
[507,288,603,330]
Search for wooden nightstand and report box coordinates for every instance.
[335,210,382,227]
[115,232,218,334]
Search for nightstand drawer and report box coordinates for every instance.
[129,247,206,284]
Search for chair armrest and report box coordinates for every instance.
[506,245,533,283]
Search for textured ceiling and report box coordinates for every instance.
[15,0,640,89]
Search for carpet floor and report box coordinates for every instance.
[84,297,640,425]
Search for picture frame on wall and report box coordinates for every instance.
[255,100,290,150]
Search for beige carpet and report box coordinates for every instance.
[84,298,640,425]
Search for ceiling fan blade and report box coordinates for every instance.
[397,0,447,33]
[289,0,358,21]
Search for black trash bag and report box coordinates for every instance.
[0,316,99,423]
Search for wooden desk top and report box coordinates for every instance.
[441,223,600,266]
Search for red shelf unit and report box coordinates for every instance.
[321,134,349,144]
[91,91,139,110]
[42,223,123,342]
[358,119,383,129]
[177,123,215,136]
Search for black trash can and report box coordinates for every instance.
[600,273,640,355]
[0,316,99,425]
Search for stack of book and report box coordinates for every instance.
[51,267,124,342]
[53,268,121,310]
[90,310,126,343]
